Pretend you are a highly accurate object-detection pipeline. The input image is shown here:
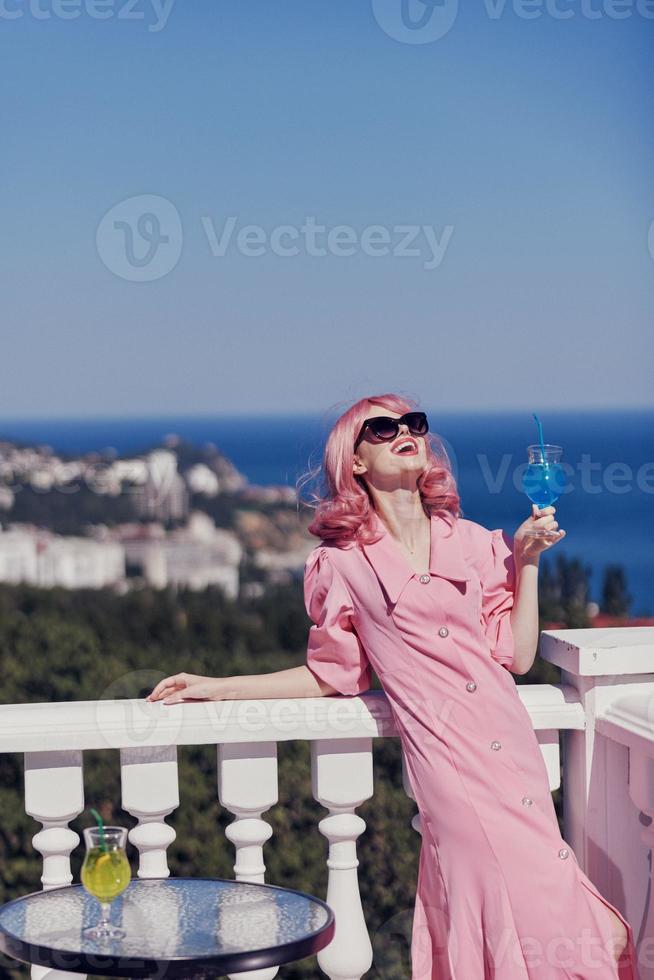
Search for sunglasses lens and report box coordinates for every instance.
[366,419,396,440]
[407,412,428,435]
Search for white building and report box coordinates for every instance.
[185,463,220,497]
[37,536,125,589]
[0,525,125,589]
[0,527,38,584]
[113,512,242,598]
[136,450,188,522]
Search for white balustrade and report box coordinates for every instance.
[312,736,374,980]
[218,740,279,980]
[541,626,654,979]
[24,750,84,890]
[0,628,650,979]
[120,744,179,878]
[23,750,85,980]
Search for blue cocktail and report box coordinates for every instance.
[521,444,566,537]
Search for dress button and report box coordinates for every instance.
[419,574,430,584]
[438,626,449,637]
[490,740,502,751]
[521,796,534,807]
[465,681,477,692]
[558,848,569,859]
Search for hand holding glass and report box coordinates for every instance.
[521,444,566,539]
[81,826,131,940]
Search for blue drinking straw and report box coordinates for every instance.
[532,413,546,462]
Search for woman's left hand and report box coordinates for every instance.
[513,504,566,564]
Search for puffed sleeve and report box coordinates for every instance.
[303,547,372,696]
[480,528,517,670]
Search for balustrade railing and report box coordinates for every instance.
[0,626,651,979]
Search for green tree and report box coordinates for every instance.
[601,565,632,617]
[537,554,591,629]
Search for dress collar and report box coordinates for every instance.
[360,509,470,605]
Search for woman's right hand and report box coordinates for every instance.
[145,672,225,705]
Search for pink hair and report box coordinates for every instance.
[296,393,463,548]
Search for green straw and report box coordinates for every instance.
[532,413,546,461]
[90,807,108,852]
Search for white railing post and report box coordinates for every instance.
[218,740,279,980]
[24,750,84,889]
[540,627,654,968]
[312,736,374,980]
[120,744,179,878]
[24,750,85,980]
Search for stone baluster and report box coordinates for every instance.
[120,745,179,878]
[541,628,653,974]
[24,750,85,980]
[312,736,374,980]
[217,740,279,980]
[24,750,84,889]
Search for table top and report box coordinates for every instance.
[0,877,335,978]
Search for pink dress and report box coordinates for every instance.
[303,510,639,980]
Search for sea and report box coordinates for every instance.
[1,409,652,615]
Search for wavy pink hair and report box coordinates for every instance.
[296,393,463,548]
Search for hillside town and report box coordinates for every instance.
[0,436,648,628]
[0,438,312,598]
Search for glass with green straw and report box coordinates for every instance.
[80,808,131,940]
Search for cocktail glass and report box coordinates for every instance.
[80,826,131,940]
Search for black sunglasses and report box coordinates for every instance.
[354,411,429,449]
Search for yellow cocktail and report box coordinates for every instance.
[81,826,131,940]
[82,846,131,902]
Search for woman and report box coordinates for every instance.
[146,393,639,979]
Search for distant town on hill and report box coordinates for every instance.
[0,434,646,628]
[0,435,314,598]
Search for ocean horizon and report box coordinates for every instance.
[0,408,652,616]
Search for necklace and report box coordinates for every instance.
[387,515,430,557]
[397,535,424,554]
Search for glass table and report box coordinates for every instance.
[0,877,336,978]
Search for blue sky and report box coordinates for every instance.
[2,0,653,417]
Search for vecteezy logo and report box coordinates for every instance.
[371,0,458,43]
[96,194,183,281]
